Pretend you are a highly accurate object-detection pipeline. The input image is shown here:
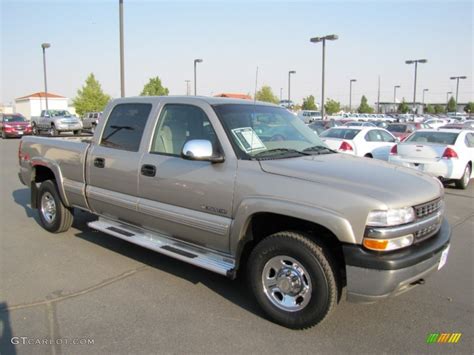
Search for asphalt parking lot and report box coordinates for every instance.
[0,137,472,354]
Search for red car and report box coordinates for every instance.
[0,113,32,138]
[386,122,427,141]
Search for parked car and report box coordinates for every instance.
[320,127,397,160]
[307,120,343,134]
[82,112,102,133]
[372,121,389,128]
[344,121,376,127]
[297,110,321,123]
[31,110,83,136]
[386,123,417,141]
[423,118,449,129]
[0,113,32,138]
[18,96,450,329]
[389,129,474,189]
[439,121,474,130]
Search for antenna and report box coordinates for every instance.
[254,66,259,103]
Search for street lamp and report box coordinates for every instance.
[310,34,338,118]
[450,76,467,109]
[422,88,429,105]
[405,59,427,114]
[119,0,125,97]
[349,79,356,112]
[288,70,296,105]
[194,59,203,96]
[41,43,51,112]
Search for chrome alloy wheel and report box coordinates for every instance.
[262,255,312,312]
[41,192,57,224]
[463,166,471,186]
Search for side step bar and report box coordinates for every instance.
[88,218,235,277]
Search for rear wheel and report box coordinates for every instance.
[32,123,39,135]
[37,180,74,233]
[364,153,373,158]
[455,164,471,190]
[248,231,339,329]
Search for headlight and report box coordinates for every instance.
[366,207,415,227]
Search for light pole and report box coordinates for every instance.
[41,43,51,112]
[349,79,356,112]
[288,70,296,104]
[393,85,400,112]
[446,91,453,111]
[310,34,338,118]
[119,0,125,97]
[405,59,427,114]
[280,88,283,102]
[450,76,467,110]
[194,59,203,96]
[185,80,191,95]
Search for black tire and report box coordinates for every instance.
[73,130,82,136]
[248,231,339,329]
[364,153,373,158]
[455,164,471,190]
[1,130,6,139]
[32,123,39,136]
[49,125,58,137]
[37,180,74,233]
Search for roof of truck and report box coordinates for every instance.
[112,95,278,107]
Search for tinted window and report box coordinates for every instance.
[101,103,151,151]
[320,128,360,140]
[3,115,26,122]
[380,130,396,142]
[387,124,407,133]
[465,133,474,148]
[405,131,459,145]
[151,104,217,156]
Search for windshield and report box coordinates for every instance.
[3,115,26,122]
[213,104,330,159]
[47,110,72,117]
[405,131,459,145]
[320,128,360,140]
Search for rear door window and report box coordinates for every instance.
[320,129,360,140]
[100,103,152,152]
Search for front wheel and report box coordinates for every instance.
[37,180,74,233]
[1,130,6,139]
[455,164,471,190]
[73,129,82,136]
[248,231,340,329]
[49,125,58,137]
[32,123,39,135]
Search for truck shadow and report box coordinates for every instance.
[12,188,40,222]
[0,302,17,355]
[72,210,264,320]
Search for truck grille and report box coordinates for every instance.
[414,198,443,219]
[413,198,443,243]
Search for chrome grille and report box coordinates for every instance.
[414,198,442,219]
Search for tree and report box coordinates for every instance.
[302,95,317,110]
[357,95,374,113]
[324,99,341,115]
[434,104,445,114]
[424,104,435,114]
[447,97,457,113]
[73,73,111,117]
[464,102,474,116]
[140,76,169,96]
[255,85,279,104]
[398,99,410,114]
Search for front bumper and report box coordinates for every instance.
[343,218,451,303]
[56,123,82,131]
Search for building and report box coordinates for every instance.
[0,104,14,114]
[15,92,69,120]
[214,93,252,100]
[376,101,470,114]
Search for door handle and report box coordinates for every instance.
[141,164,156,177]
[94,157,105,168]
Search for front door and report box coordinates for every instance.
[137,101,237,253]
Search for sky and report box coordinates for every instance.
[1,0,473,108]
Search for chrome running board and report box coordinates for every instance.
[88,217,235,276]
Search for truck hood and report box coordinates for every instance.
[259,154,442,207]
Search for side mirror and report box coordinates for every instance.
[181,139,224,163]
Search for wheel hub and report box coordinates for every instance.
[41,192,57,224]
[276,268,303,295]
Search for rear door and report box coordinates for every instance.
[137,99,237,253]
[86,102,154,224]
[364,129,395,160]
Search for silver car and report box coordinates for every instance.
[31,110,83,136]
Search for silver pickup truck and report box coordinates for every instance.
[31,109,83,136]
[18,96,451,329]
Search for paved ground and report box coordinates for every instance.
[0,137,472,354]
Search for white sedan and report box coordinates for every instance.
[319,127,397,160]
[423,118,449,129]
[388,129,474,189]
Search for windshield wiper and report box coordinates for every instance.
[302,145,336,154]
[253,148,311,159]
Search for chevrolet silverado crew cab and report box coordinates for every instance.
[31,109,83,136]
[18,96,451,329]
